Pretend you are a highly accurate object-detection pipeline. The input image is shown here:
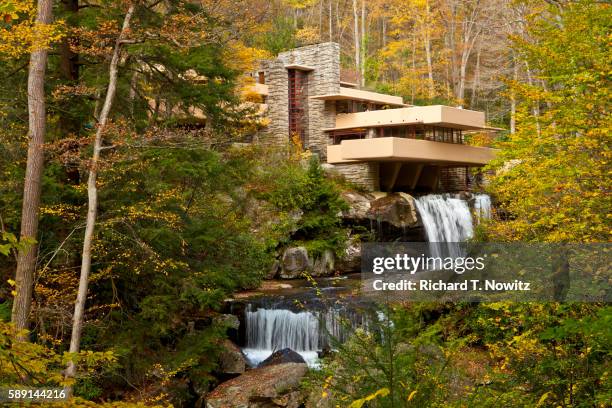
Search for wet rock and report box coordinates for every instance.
[258,348,307,367]
[206,363,308,408]
[340,191,375,220]
[213,314,240,331]
[218,339,247,375]
[335,236,361,273]
[266,260,280,279]
[280,247,311,279]
[271,390,303,408]
[366,193,419,228]
[457,191,472,201]
[312,250,335,277]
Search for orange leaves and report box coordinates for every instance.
[69,21,121,59]
[0,0,64,58]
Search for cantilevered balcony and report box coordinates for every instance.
[325,104,497,166]
[326,105,495,131]
[327,137,496,166]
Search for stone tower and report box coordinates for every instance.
[256,42,340,159]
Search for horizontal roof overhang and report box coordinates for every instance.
[311,87,408,107]
[327,137,497,166]
[324,105,493,132]
[284,64,316,71]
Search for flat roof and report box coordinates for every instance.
[284,64,316,71]
[339,81,359,88]
[323,105,493,132]
[311,87,408,107]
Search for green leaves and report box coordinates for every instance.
[0,231,35,256]
[258,156,349,257]
[485,0,611,243]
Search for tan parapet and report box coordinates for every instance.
[327,137,496,166]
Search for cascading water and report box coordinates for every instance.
[414,194,491,257]
[239,194,494,369]
[474,194,492,221]
[242,303,366,368]
[415,194,474,258]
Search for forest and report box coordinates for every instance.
[0,0,610,406]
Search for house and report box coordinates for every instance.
[249,42,497,192]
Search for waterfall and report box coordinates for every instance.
[474,194,492,221]
[242,304,366,368]
[415,194,474,242]
[245,308,320,352]
[414,193,493,257]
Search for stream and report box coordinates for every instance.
[229,194,492,368]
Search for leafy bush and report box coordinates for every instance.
[257,155,349,257]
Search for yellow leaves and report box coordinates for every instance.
[407,389,418,401]
[0,321,116,387]
[348,388,390,408]
[295,26,320,46]
[40,203,82,221]
[52,84,97,101]
[226,42,271,74]
[0,0,64,58]
[536,391,552,407]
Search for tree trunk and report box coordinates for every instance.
[510,57,518,134]
[328,0,332,41]
[318,0,323,38]
[524,61,541,136]
[64,3,135,393]
[458,56,467,102]
[360,0,366,87]
[352,0,360,86]
[11,0,53,340]
[423,33,435,99]
[471,42,481,106]
[411,31,417,104]
[423,1,435,99]
[382,14,386,47]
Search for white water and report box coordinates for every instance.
[243,305,363,368]
[414,194,491,258]
[415,194,474,242]
[243,194,493,368]
[245,308,320,352]
[474,194,492,221]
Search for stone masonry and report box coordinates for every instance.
[257,43,340,158]
[255,43,385,192]
[331,162,380,191]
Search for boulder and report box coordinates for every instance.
[335,236,361,273]
[206,363,308,408]
[258,349,306,367]
[218,339,247,375]
[457,191,472,201]
[312,250,335,277]
[266,260,280,279]
[213,314,240,331]
[340,191,375,220]
[280,247,311,279]
[366,193,419,228]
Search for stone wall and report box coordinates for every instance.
[330,162,380,191]
[258,59,289,147]
[260,42,340,156]
[438,166,471,191]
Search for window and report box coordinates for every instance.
[330,130,366,144]
[258,71,265,84]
